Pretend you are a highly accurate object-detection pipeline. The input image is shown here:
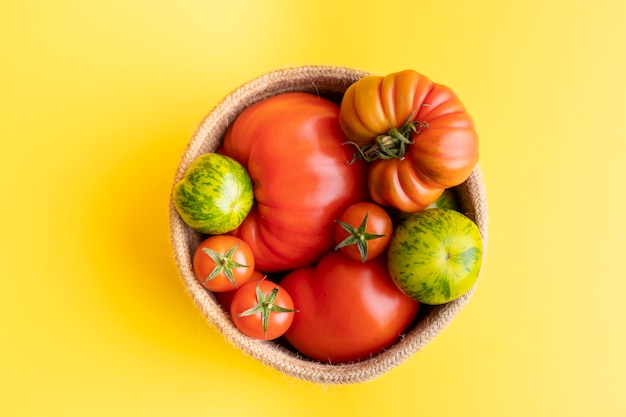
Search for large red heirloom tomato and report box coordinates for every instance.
[220,92,369,272]
[339,69,479,212]
[279,251,420,364]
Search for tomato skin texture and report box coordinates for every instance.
[221,92,369,272]
[339,70,479,212]
[279,251,419,364]
[367,158,446,212]
[334,201,393,262]
[192,235,255,292]
[230,279,296,340]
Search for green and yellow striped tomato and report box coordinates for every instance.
[173,153,254,235]
[387,208,483,305]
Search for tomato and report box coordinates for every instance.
[220,92,369,272]
[214,270,266,312]
[388,208,483,305]
[279,251,419,364]
[173,153,254,234]
[230,278,297,340]
[334,201,393,262]
[339,70,479,212]
[193,235,255,292]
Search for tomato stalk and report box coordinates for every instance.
[201,244,249,287]
[345,119,429,164]
[344,104,430,164]
[334,212,388,262]
[237,280,298,337]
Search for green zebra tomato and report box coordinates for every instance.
[387,208,483,305]
[173,153,254,234]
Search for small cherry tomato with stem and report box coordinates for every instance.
[230,278,298,340]
[193,235,255,292]
[334,201,393,262]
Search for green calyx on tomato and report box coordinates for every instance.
[344,111,429,164]
[193,235,255,292]
[231,278,296,340]
[200,243,250,287]
[338,69,479,213]
[334,213,388,263]
[334,201,393,263]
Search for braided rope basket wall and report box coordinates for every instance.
[169,65,488,384]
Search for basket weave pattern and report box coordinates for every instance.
[169,66,488,384]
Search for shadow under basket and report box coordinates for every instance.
[169,65,488,384]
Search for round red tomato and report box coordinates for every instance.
[334,201,393,262]
[220,92,369,272]
[193,235,255,292]
[279,251,420,364]
[230,278,297,340]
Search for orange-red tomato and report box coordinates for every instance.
[339,70,479,212]
[220,92,369,272]
[280,251,419,363]
[334,201,393,262]
[230,278,297,340]
[193,235,255,292]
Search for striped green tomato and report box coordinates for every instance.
[387,208,483,305]
[173,153,254,235]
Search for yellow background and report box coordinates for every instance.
[2,0,625,416]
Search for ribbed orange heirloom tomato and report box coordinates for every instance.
[192,235,255,292]
[339,69,479,212]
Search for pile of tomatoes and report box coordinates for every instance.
[179,69,479,364]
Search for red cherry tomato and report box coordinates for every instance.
[230,278,297,340]
[334,201,393,262]
[193,235,255,292]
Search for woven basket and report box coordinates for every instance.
[169,65,488,384]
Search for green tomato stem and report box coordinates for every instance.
[201,243,249,287]
[344,108,429,164]
[334,212,387,262]
[237,280,298,337]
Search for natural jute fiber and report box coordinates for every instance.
[169,65,488,384]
